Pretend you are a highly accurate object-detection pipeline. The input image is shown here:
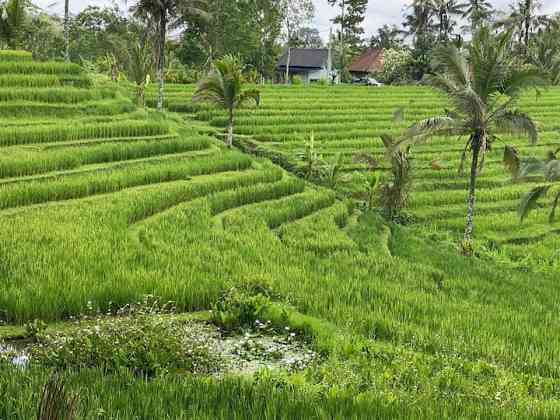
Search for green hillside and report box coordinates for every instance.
[153,84,560,272]
[1,54,560,418]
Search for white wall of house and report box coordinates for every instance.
[305,68,329,83]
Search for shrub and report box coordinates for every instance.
[291,75,303,86]
[31,298,220,377]
[376,48,413,85]
[211,286,273,331]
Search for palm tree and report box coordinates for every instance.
[518,151,560,223]
[527,27,560,85]
[463,0,494,32]
[394,27,542,253]
[402,0,435,43]
[131,0,208,112]
[0,0,30,49]
[498,0,548,54]
[193,55,260,148]
[64,0,69,61]
[429,0,466,42]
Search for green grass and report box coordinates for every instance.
[1,59,560,418]
[157,83,560,271]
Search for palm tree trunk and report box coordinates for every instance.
[64,0,70,62]
[136,83,145,108]
[227,110,234,147]
[285,47,291,84]
[156,13,167,112]
[463,133,482,252]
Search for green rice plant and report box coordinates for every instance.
[0,74,93,88]
[0,98,135,118]
[0,50,32,61]
[0,87,116,104]
[0,61,83,75]
[0,120,170,146]
[0,152,253,210]
[0,135,211,178]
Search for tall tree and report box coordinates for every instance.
[125,21,155,107]
[181,0,282,81]
[429,0,466,42]
[462,0,494,33]
[131,0,208,112]
[0,0,30,49]
[278,0,314,83]
[498,0,548,54]
[402,0,436,80]
[402,0,434,42]
[64,0,70,61]
[527,21,560,85]
[328,0,368,71]
[193,55,260,147]
[70,6,129,62]
[295,27,323,49]
[370,24,403,50]
[394,27,542,253]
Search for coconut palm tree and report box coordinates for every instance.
[193,55,260,148]
[64,0,69,61]
[131,0,208,112]
[429,0,466,42]
[393,27,542,253]
[402,0,435,42]
[497,0,548,54]
[462,0,494,32]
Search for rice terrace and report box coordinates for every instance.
[1,0,560,419]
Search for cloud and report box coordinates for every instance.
[35,0,560,41]
[314,0,560,39]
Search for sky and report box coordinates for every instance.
[35,0,560,40]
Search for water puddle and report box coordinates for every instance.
[0,342,29,368]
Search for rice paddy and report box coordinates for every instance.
[1,54,560,418]
[162,84,560,273]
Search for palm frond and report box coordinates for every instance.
[431,44,470,88]
[449,87,486,126]
[405,116,457,138]
[393,107,405,123]
[550,191,560,223]
[353,152,379,169]
[502,68,545,99]
[493,110,538,144]
[380,134,396,149]
[427,74,460,96]
[503,145,520,179]
[544,160,560,182]
[237,89,260,107]
[518,185,549,222]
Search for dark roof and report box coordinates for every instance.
[277,48,329,69]
[348,49,384,73]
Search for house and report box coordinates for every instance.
[348,49,385,80]
[276,48,336,84]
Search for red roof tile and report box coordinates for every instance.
[348,49,385,73]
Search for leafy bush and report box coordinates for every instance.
[376,48,413,85]
[211,287,273,331]
[291,75,303,86]
[31,298,220,377]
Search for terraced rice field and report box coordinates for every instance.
[155,84,560,271]
[2,52,560,418]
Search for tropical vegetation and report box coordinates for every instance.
[2,0,560,419]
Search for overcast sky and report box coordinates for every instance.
[35,0,560,40]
